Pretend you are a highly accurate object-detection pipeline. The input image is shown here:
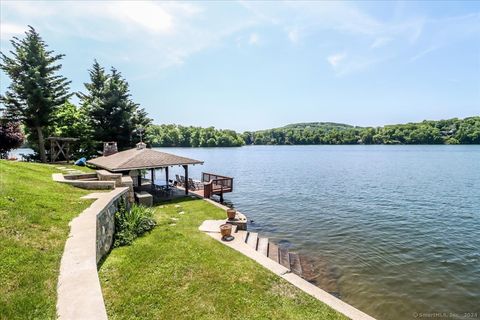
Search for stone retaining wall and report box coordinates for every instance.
[57,187,128,320]
[96,189,129,263]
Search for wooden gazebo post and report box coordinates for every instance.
[183,165,188,195]
[165,167,169,186]
[151,168,155,187]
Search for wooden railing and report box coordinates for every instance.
[202,172,233,199]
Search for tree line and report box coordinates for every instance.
[147,125,244,147]
[243,118,480,145]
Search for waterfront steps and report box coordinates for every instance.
[199,220,376,320]
[238,230,306,280]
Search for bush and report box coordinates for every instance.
[114,201,156,247]
[0,120,24,158]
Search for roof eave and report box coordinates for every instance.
[86,161,204,172]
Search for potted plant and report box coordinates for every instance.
[226,208,236,220]
[220,224,232,238]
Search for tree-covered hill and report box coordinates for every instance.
[282,122,356,130]
[244,117,480,145]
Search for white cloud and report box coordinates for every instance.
[409,13,480,62]
[1,1,478,77]
[327,51,385,76]
[248,32,260,45]
[0,1,255,70]
[409,45,440,62]
[370,37,392,49]
[107,2,173,34]
[327,52,347,67]
[287,27,300,44]
[0,22,25,38]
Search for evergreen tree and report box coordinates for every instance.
[77,60,107,108]
[0,26,71,162]
[80,62,151,151]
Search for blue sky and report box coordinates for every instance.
[1,1,479,131]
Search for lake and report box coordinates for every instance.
[156,145,480,320]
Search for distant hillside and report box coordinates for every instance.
[145,117,479,147]
[282,122,356,130]
[243,116,480,145]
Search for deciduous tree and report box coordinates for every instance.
[0,119,24,158]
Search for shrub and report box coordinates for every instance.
[114,201,156,247]
[0,120,24,158]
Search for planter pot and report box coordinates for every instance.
[220,224,232,238]
[226,209,236,220]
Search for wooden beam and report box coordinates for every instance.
[165,166,169,186]
[65,142,70,163]
[183,165,188,195]
[50,141,54,163]
[151,168,154,186]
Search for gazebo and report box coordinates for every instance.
[87,143,203,195]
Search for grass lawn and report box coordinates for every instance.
[0,161,93,319]
[99,198,347,320]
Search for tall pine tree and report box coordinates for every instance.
[80,62,151,151]
[0,26,71,162]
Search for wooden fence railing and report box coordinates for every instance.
[202,172,233,199]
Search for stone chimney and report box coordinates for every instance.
[136,142,147,150]
[103,142,118,156]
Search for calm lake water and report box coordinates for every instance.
[157,145,480,320]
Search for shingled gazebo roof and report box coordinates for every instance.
[87,147,203,172]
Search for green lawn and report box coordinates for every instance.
[99,198,346,320]
[0,161,93,319]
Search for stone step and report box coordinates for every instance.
[257,237,269,256]
[289,252,302,275]
[246,232,258,250]
[278,247,290,270]
[236,230,248,243]
[268,242,279,263]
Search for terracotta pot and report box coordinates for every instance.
[220,224,232,237]
[226,209,236,220]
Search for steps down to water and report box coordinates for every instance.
[257,237,269,256]
[246,232,258,249]
[201,221,342,301]
[236,230,312,280]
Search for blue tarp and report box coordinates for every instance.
[75,157,86,166]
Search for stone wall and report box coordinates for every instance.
[57,187,128,320]
[96,189,129,263]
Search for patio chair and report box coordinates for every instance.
[194,179,204,190]
[188,178,196,190]
[175,174,182,186]
[180,175,186,187]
